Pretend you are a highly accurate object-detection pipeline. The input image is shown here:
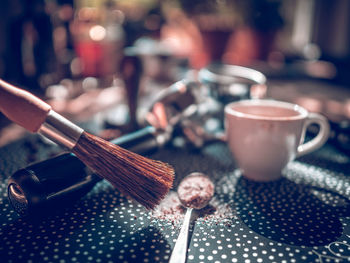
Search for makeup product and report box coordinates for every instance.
[8,126,168,216]
[169,172,214,263]
[0,79,174,209]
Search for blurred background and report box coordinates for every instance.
[0,0,349,151]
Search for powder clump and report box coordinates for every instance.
[177,173,214,209]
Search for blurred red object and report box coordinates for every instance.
[74,41,103,77]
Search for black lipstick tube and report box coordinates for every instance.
[8,126,169,216]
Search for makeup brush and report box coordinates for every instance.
[0,79,174,209]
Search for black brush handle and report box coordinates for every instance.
[8,126,164,216]
[120,53,143,130]
[110,126,160,154]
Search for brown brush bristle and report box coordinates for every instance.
[72,132,175,209]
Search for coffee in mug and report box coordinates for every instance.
[224,99,330,181]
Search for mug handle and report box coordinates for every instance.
[297,113,330,157]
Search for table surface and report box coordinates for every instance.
[0,130,350,263]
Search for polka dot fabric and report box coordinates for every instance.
[1,134,350,262]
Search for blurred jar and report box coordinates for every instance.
[174,0,240,68]
[163,0,284,68]
[70,3,125,78]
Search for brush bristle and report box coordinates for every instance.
[72,132,174,209]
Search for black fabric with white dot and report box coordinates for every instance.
[0,134,350,262]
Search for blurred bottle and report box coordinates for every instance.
[50,0,76,81]
[5,0,57,92]
[173,0,284,68]
[223,0,284,66]
[70,1,125,78]
[177,0,239,68]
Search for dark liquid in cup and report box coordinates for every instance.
[233,105,300,118]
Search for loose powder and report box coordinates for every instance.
[177,173,214,209]
[150,177,235,229]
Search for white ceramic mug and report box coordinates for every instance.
[224,99,330,181]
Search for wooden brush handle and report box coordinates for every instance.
[0,79,51,132]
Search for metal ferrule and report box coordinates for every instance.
[38,110,84,150]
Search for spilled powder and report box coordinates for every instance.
[150,191,235,229]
